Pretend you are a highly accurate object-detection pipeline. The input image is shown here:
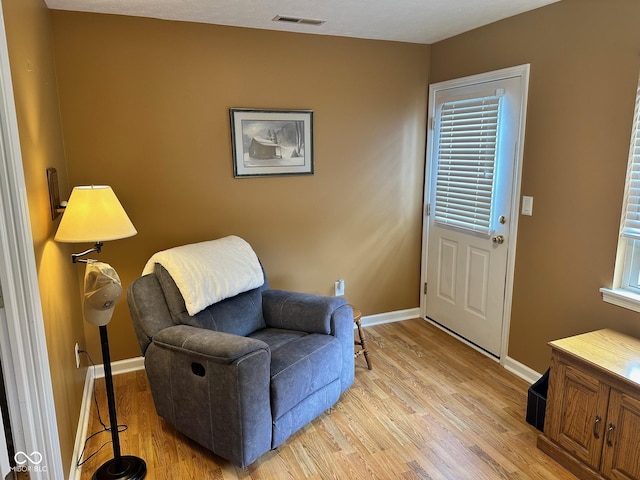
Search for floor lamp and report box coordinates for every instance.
[55,185,146,480]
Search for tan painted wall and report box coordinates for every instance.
[50,12,431,361]
[2,0,87,474]
[431,0,640,372]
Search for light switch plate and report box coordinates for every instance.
[522,196,534,216]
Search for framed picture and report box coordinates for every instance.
[230,108,314,177]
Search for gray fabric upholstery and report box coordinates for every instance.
[144,334,272,466]
[329,302,356,393]
[127,272,174,355]
[154,325,269,363]
[272,380,341,447]
[269,333,341,419]
[249,328,307,351]
[155,263,268,336]
[127,259,354,467]
[262,289,343,334]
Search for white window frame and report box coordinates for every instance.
[601,73,640,313]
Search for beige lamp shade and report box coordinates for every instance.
[54,185,137,243]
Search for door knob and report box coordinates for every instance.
[491,235,505,245]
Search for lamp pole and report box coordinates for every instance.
[92,325,145,480]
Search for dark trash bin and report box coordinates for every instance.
[526,368,549,432]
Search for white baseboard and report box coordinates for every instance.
[502,356,544,385]
[361,307,420,327]
[69,357,145,480]
[69,368,94,480]
[91,356,145,379]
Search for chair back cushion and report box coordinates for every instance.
[155,263,268,336]
[143,236,264,315]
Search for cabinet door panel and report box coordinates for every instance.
[602,389,640,480]
[551,363,609,468]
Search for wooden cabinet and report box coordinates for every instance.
[538,329,640,480]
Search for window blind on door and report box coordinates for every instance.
[620,81,640,240]
[434,95,501,235]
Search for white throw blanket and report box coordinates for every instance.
[142,236,264,316]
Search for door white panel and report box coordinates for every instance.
[437,239,457,304]
[465,246,489,318]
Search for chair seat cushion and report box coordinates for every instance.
[249,328,307,352]
[268,333,341,420]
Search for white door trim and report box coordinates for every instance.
[420,64,530,364]
[0,307,11,477]
[0,4,64,479]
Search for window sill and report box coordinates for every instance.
[600,287,640,314]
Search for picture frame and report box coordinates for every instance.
[230,108,314,178]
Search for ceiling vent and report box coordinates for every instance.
[273,15,326,27]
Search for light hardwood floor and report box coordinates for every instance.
[78,319,576,479]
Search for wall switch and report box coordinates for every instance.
[334,279,345,296]
[521,196,534,216]
[74,343,80,369]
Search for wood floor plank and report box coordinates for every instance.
[77,319,577,479]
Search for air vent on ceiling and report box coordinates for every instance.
[273,15,326,27]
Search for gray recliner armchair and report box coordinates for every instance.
[127,238,354,467]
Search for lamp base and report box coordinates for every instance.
[92,455,146,480]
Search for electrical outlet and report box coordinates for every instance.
[334,279,345,296]
[74,343,80,369]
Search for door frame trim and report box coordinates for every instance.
[0,4,64,478]
[420,64,531,363]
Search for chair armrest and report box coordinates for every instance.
[262,289,349,334]
[152,325,268,363]
[145,325,272,467]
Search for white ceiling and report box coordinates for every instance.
[44,0,560,44]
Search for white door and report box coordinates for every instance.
[423,66,529,357]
